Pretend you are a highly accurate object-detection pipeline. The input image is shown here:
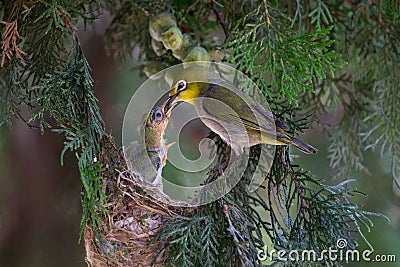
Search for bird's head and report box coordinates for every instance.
[165,66,218,111]
[143,102,170,150]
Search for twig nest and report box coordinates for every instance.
[84,136,189,266]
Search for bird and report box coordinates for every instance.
[165,66,317,156]
[124,100,174,189]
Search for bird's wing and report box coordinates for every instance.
[201,84,277,135]
[274,115,288,130]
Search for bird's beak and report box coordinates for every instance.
[145,117,153,127]
[164,92,179,115]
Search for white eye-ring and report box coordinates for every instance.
[176,80,187,91]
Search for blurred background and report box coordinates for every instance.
[0,16,399,267]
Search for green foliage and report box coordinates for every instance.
[226,4,344,105]
[219,175,269,267]
[155,174,267,267]
[308,0,333,27]
[304,0,400,183]
[1,0,398,266]
[264,148,388,266]
[0,0,99,109]
[155,211,229,267]
[156,142,387,266]
[362,73,400,187]
[79,157,107,241]
[350,2,400,187]
[28,42,106,239]
[103,1,154,61]
[0,1,106,238]
[0,61,24,126]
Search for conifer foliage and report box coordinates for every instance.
[1,1,398,266]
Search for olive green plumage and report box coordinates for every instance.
[166,67,317,155]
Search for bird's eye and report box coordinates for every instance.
[154,110,163,121]
[176,80,187,92]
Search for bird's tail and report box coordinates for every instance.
[289,137,318,154]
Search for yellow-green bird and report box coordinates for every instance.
[165,67,317,155]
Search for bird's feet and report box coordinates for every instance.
[206,160,228,183]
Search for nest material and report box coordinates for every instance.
[84,135,190,267]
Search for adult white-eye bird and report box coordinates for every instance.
[165,67,317,155]
[125,100,174,189]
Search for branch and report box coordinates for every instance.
[280,151,308,220]
[210,0,228,37]
[60,10,78,41]
[262,0,271,29]
[0,20,26,67]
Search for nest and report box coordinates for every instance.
[84,135,190,266]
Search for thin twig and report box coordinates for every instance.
[210,0,227,37]
[262,0,271,29]
[0,20,26,67]
[60,9,78,41]
[280,151,308,220]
